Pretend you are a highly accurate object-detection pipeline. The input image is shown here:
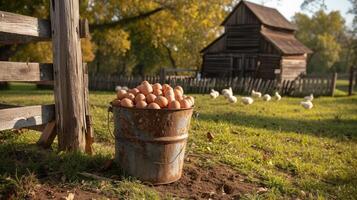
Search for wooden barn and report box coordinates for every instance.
[200,0,312,80]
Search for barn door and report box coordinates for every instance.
[243,55,258,77]
[232,55,243,77]
[232,55,258,77]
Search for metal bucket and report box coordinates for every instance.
[113,106,193,185]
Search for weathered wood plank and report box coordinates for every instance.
[0,10,89,44]
[37,121,57,149]
[0,10,51,44]
[0,61,53,82]
[0,104,55,131]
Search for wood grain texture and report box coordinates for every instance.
[0,61,53,82]
[51,0,87,151]
[84,65,94,154]
[0,10,89,44]
[0,10,51,44]
[37,121,57,148]
[0,105,55,131]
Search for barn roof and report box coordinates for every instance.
[261,28,312,55]
[221,1,297,31]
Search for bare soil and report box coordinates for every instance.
[28,156,259,200]
[28,184,111,200]
[154,155,259,199]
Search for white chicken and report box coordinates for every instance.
[304,94,314,101]
[115,86,122,92]
[122,86,129,91]
[275,92,282,101]
[228,95,237,103]
[251,90,262,98]
[210,89,219,99]
[262,94,271,101]
[301,101,313,109]
[222,87,233,98]
[241,97,254,105]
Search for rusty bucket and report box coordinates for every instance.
[113,106,193,185]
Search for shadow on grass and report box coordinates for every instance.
[0,142,118,181]
[0,132,163,199]
[199,111,357,139]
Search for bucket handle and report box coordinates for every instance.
[107,105,115,139]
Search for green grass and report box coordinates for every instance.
[0,83,357,199]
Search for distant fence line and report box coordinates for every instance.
[89,73,337,97]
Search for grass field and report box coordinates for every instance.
[0,83,356,199]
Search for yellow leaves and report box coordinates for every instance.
[96,29,131,56]
[81,38,96,62]
[11,42,52,63]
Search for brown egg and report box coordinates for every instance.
[174,88,183,99]
[111,99,121,107]
[116,89,127,100]
[153,88,163,96]
[164,88,174,97]
[154,96,169,108]
[139,83,153,95]
[186,96,195,106]
[166,94,175,103]
[147,102,161,109]
[168,100,181,110]
[180,99,191,109]
[174,86,184,94]
[121,98,134,108]
[141,80,150,85]
[135,93,146,103]
[162,84,170,91]
[146,94,157,104]
[136,101,147,109]
[125,93,135,101]
[129,88,140,96]
[152,83,162,90]
[175,95,184,101]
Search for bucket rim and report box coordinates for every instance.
[112,105,194,112]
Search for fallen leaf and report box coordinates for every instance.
[65,193,74,200]
[207,132,214,142]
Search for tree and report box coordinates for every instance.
[0,0,233,75]
[293,10,346,72]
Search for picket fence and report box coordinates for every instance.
[89,73,337,96]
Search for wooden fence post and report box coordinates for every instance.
[348,67,355,96]
[331,72,337,96]
[50,0,87,151]
[160,68,166,84]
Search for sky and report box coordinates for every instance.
[248,0,354,27]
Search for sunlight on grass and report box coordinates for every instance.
[0,82,356,199]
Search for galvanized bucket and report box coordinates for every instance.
[113,106,193,185]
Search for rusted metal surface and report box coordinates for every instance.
[113,106,193,185]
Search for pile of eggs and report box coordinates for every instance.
[111,81,194,110]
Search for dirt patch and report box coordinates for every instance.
[31,183,111,200]
[154,156,259,199]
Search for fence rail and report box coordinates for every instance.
[0,3,93,153]
[89,73,337,97]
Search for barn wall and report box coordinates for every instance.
[226,25,261,53]
[260,37,280,55]
[256,54,281,79]
[202,54,232,77]
[203,35,226,54]
[281,55,307,80]
[224,3,260,26]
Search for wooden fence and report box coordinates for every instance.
[0,1,93,153]
[89,73,337,96]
